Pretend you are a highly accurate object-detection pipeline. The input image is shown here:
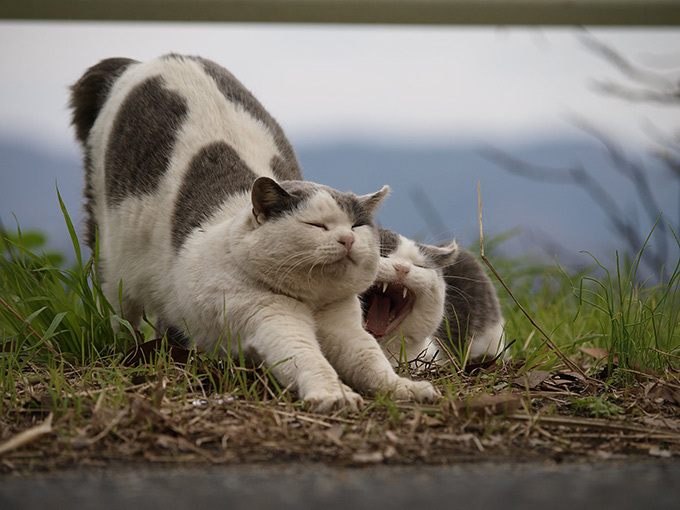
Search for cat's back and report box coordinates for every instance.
[83,54,301,185]
[437,248,503,355]
[70,54,302,249]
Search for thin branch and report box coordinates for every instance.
[508,412,680,437]
[477,182,589,380]
[591,83,680,105]
[577,32,680,106]
[572,119,668,268]
[482,146,645,259]
[0,413,53,456]
[578,32,676,91]
[408,184,450,243]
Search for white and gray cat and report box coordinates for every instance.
[362,228,505,367]
[70,54,437,412]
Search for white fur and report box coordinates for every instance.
[84,56,438,412]
[373,234,505,367]
[467,320,506,360]
[373,236,450,367]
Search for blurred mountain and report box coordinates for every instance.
[1,136,676,269]
[0,138,83,257]
[299,140,676,268]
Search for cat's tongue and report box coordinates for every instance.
[365,292,391,337]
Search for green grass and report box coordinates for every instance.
[0,193,132,363]
[570,396,624,418]
[487,229,680,380]
[2,201,680,467]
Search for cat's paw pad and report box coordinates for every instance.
[392,378,440,403]
[302,387,364,414]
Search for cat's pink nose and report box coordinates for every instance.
[338,233,354,252]
[393,262,411,275]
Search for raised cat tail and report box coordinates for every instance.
[69,58,137,250]
[69,58,137,144]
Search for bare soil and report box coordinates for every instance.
[2,353,680,475]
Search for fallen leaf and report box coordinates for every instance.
[548,371,587,390]
[645,381,680,406]
[513,370,551,389]
[451,394,524,416]
[555,371,586,382]
[643,416,680,431]
[384,430,399,443]
[324,424,344,444]
[421,414,443,427]
[579,347,611,359]
[383,445,397,459]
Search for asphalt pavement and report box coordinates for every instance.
[2,460,679,510]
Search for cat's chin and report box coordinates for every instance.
[328,253,361,270]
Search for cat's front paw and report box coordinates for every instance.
[391,378,440,403]
[302,386,364,414]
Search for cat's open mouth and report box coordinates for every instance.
[362,282,415,340]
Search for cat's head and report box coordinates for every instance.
[231,177,389,303]
[362,228,458,348]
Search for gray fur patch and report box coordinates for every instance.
[172,141,258,251]
[162,322,190,348]
[70,57,138,145]
[328,190,374,228]
[105,76,188,206]
[278,181,376,229]
[190,56,303,181]
[378,228,401,257]
[436,248,502,350]
[270,155,302,181]
[69,57,138,249]
[415,242,456,268]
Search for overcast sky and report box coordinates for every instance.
[1,22,678,153]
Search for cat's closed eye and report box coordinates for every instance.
[304,221,328,231]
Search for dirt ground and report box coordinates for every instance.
[2,357,680,474]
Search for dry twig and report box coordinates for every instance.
[477,182,588,379]
[0,413,53,456]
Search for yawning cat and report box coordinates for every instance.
[362,229,505,367]
[70,54,438,412]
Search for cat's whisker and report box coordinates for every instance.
[442,275,489,284]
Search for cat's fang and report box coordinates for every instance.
[402,287,408,299]
[382,282,388,293]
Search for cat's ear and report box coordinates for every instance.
[358,185,390,213]
[420,240,459,268]
[251,177,292,224]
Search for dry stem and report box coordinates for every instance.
[477,182,588,379]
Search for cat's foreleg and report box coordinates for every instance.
[242,297,364,413]
[315,298,440,403]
